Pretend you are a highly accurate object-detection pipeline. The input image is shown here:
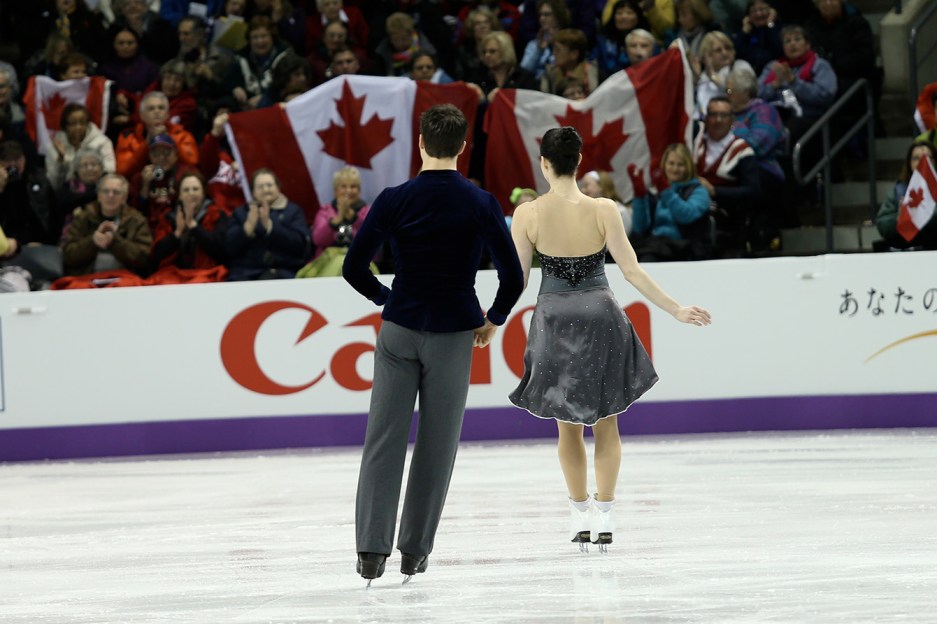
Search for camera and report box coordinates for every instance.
[336,224,354,246]
[152,167,166,181]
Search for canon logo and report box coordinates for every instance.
[220,301,652,395]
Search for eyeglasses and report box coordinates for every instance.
[99,188,125,196]
[706,112,733,119]
[78,161,102,169]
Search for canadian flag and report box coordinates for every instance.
[23,75,111,155]
[484,48,693,210]
[897,154,937,242]
[225,76,479,221]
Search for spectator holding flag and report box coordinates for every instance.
[875,140,937,251]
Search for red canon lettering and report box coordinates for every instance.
[220,301,328,395]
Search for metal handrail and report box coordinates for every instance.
[791,79,876,253]
[908,0,937,101]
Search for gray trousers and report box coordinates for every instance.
[355,321,474,557]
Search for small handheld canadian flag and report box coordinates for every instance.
[897,154,937,242]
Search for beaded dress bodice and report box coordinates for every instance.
[536,248,607,287]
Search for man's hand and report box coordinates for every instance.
[473,318,497,348]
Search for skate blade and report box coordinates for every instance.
[365,579,373,589]
[578,542,589,554]
[402,575,413,585]
[598,544,608,554]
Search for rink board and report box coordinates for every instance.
[2,252,936,461]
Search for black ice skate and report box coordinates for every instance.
[357,552,387,588]
[400,552,428,584]
[569,496,593,553]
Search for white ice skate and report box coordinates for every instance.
[569,496,593,553]
[591,498,615,554]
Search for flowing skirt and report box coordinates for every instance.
[508,286,659,426]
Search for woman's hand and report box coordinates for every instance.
[674,305,711,326]
[627,164,648,198]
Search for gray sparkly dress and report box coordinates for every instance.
[508,248,659,426]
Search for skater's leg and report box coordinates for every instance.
[396,330,474,557]
[356,322,421,556]
[556,421,588,502]
[592,415,621,502]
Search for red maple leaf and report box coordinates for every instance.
[317,80,395,169]
[554,105,629,173]
[907,187,924,209]
[42,92,69,132]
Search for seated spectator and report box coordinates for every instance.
[325,45,361,80]
[594,0,654,78]
[251,0,306,56]
[541,28,598,96]
[804,0,875,103]
[58,149,106,225]
[311,166,369,259]
[226,15,293,111]
[520,0,598,48]
[59,52,92,80]
[374,12,438,78]
[600,0,676,44]
[625,28,658,66]
[579,169,633,233]
[149,171,228,273]
[176,15,232,104]
[726,65,786,242]
[198,110,246,216]
[101,26,160,101]
[143,60,198,134]
[47,0,108,62]
[116,91,198,180]
[520,0,569,80]
[113,0,178,64]
[468,31,538,103]
[22,33,72,82]
[258,53,312,107]
[45,103,117,189]
[696,31,753,120]
[628,142,715,260]
[307,20,368,84]
[556,76,586,100]
[130,133,198,233]
[94,0,161,27]
[456,1,521,42]
[408,51,454,84]
[693,95,761,252]
[455,7,501,82]
[224,168,310,280]
[305,0,369,57]
[61,173,152,276]
[212,0,249,52]
[508,186,538,229]
[672,0,717,64]
[733,0,782,75]
[757,25,836,122]
[0,140,59,248]
[875,140,937,251]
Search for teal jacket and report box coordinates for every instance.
[632,179,711,240]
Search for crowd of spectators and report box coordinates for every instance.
[0,0,922,292]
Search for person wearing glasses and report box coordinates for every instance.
[61,173,152,276]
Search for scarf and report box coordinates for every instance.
[764,49,817,85]
[391,33,420,72]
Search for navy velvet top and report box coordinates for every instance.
[343,170,524,332]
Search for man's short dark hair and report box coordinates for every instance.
[419,104,467,158]
[540,127,582,177]
[707,95,731,111]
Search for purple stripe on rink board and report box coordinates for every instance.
[2,393,937,462]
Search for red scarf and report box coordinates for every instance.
[764,50,817,85]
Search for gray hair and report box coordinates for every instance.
[74,148,105,166]
[0,63,18,96]
[625,28,655,46]
[140,90,169,108]
[729,65,758,98]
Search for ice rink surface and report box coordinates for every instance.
[1,429,936,623]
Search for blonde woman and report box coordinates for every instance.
[312,166,370,258]
[579,170,633,234]
[695,31,753,119]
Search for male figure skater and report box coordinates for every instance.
[343,104,524,585]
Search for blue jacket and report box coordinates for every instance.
[225,199,310,280]
[343,170,524,332]
[632,179,711,240]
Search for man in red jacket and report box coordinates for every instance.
[116,91,198,180]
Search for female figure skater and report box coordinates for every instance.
[508,127,711,552]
